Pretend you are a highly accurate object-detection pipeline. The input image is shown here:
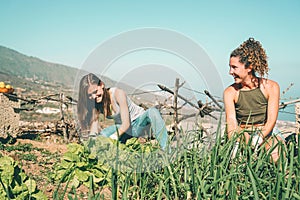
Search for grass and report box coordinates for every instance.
[52,126,299,200]
[1,123,299,199]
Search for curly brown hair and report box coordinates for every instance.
[230,38,268,77]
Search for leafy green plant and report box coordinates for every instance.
[17,153,37,162]
[51,142,111,191]
[2,143,34,152]
[51,135,166,199]
[0,155,47,200]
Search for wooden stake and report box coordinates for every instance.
[295,103,300,134]
[173,78,179,134]
[59,93,68,142]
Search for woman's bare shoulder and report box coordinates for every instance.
[224,84,240,104]
[224,83,239,95]
[113,87,127,100]
[112,87,124,93]
[261,78,280,90]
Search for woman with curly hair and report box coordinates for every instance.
[223,38,285,162]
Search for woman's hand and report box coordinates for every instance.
[109,133,118,140]
[90,120,100,134]
[251,134,263,149]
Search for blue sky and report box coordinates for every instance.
[1,0,300,121]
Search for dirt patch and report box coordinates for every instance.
[17,138,68,154]
[0,133,111,199]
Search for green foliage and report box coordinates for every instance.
[1,142,45,163]
[17,153,37,162]
[2,124,299,199]
[0,45,77,87]
[0,156,47,200]
[3,143,34,152]
[51,136,167,199]
[51,142,111,190]
[52,131,300,200]
[118,133,300,200]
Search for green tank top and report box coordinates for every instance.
[235,87,268,125]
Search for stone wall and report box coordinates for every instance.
[0,93,20,138]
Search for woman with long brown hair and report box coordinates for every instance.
[77,73,168,150]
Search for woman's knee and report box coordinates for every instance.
[147,107,161,118]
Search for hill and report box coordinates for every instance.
[0,45,79,87]
[0,45,164,106]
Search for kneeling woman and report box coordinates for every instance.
[77,73,168,150]
[223,38,285,162]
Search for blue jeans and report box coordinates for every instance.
[100,107,168,150]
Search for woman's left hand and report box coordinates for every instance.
[251,134,263,150]
[109,133,118,140]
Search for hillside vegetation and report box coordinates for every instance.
[0,45,159,105]
[0,45,79,87]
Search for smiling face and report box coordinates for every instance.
[87,83,104,103]
[229,56,252,84]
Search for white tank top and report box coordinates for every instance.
[107,87,145,124]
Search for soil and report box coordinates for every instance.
[0,133,112,199]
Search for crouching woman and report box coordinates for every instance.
[223,38,285,162]
[77,73,168,151]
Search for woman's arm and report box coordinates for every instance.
[224,86,240,139]
[261,80,280,138]
[113,88,131,137]
[90,120,100,134]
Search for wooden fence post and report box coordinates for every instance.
[173,78,179,134]
[295,103,300,134]
[59,93,68,142]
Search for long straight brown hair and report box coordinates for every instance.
[77,73,111,132]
